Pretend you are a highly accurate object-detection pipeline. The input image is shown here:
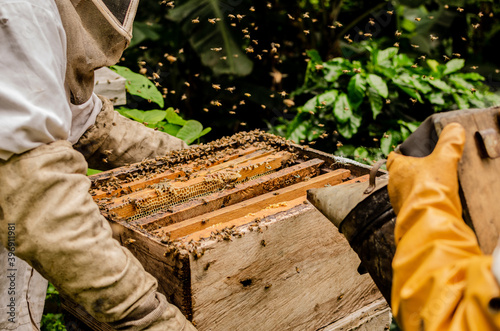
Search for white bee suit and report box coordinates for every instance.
[0,0,192,330]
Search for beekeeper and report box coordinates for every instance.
[0,0,195,330]
[387,123,500,330]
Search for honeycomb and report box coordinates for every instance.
[114,171,241,221]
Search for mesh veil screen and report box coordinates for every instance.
[101,0,132,24]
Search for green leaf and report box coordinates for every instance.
[110,65,164,108]
[123,108,147,122]
[165,108,187,126]
[337,113,361,139]
[368,88,383,119]
[410,78,432,94]
[306,49,323,63]
[393,54,413,67]
[87,168,102,176]
[393,83,424,103]
[448,75,475,90]
[302,90,338,113]
[427,79,452,92]
[162,123,182,136]
[443,59,465,75]
[427,92,445,105]
[323,59,350,82]
[347,74,366,109]
[333,93,352,124]
[459,72,485,81]
[142,110,167,124]
[376,47,399,66]
[198,127,212,139]
[286,113,310,143]
[380,130,402,156]
[176,120,204,144]
[427,59,440,72]
[452,93,469,109]
[367,74,388,98]
[168,0,253,76]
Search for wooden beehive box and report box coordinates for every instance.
[63,131,390,330]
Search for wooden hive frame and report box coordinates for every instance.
[63,131,389,330]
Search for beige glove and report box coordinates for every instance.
[0,141,195,330]
[74,97,188,170]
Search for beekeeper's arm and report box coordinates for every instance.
[387,123,500,330]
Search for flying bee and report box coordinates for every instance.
[411,44,420,48]
[288,14,295,20]
[457,7,464,12]
[472,23,480,29]
[471,66,479,70]
[304,30,310,35]
[410,98,417,104]
[393,42,400,47]
[411,64,418,68]
[430,34,439,41]
[236,14,245,21]
[249,6,255,11]
[208,18,219,24]
[225,86,236,93]
[369,18,375,26]
[181,94,187,100]
[415,17,421,21]
[387,10,394,15]
[244,93,251,97]
[452,53,461,58]
[210,47,222,52]
[478,12,484,17]
[395,30,402,38]
[303,12,310,19]
[470,88,477,93]
[212,84,221,90]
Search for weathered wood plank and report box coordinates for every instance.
[320,299,390,331]
[189,204,383,330]
[155,169,351,240]
[136,158,325,231]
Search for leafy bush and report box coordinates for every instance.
[110,65,211,144]
[270,43,500,163]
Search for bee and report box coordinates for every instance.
[344,34,350,40]
[393,42,400,47]
[415,17,421,21]
[203,108,209,112]
[353,68,362,73]
[278,91,287,97]
[283,99,295,107]
[470,88,477,93]
[288,14,295,20]
[139,67,147,75]
[245,47,254,53]
[411,64,418,68]
[239,100,245,105]
[249,6,255,11]
[457,7,464,12]
[266,2,272,8]
[208,18,219,24]
[229,111,236,115]
[228,14,235,19]
[411,44,420,48]
[387,10,394,15]
[240,122,247,126]
[478,12,484,17]
[181,94,187,100]
[418,55,426,60]
[472,23,480,29]
[210,47,222,52]
[304,30,310,35]
[410,98,417,104]
[256,54,262,60]
[395,30,402,38]
[452,53,461,58]
[220,56,227,60]
[165,1,175,8]
[430,34,439,41]
[336,141,343,147]
[471,66,479,70]
[252,40,258,45]
[364,33,373,38]
[335,21,343,27]
[225,86,236,93]
[368,18,375,26]
[303,12,310,19]
[444,4,449,9]
[211,100,222,106]
[428,16,434,19]
[342,69,351,73]
[236,14,245,21]
[212,84,221,90]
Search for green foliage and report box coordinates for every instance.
[167,0,253,76]
[41,283,66,331]
[271,43,500,163]
[111,65,211,144]
[117,107,211,144]
[41,313,66,331]
[110,65,164,108]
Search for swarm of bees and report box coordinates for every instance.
[143,2,494,151]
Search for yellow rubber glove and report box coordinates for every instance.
[387,123,500,331]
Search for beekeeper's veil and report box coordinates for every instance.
[55,0,140,104]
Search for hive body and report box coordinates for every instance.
[63,131,390,330]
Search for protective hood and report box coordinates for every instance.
[55,0,139,104]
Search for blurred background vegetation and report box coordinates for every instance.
[44,0,500,329]
[116,0,500,163]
